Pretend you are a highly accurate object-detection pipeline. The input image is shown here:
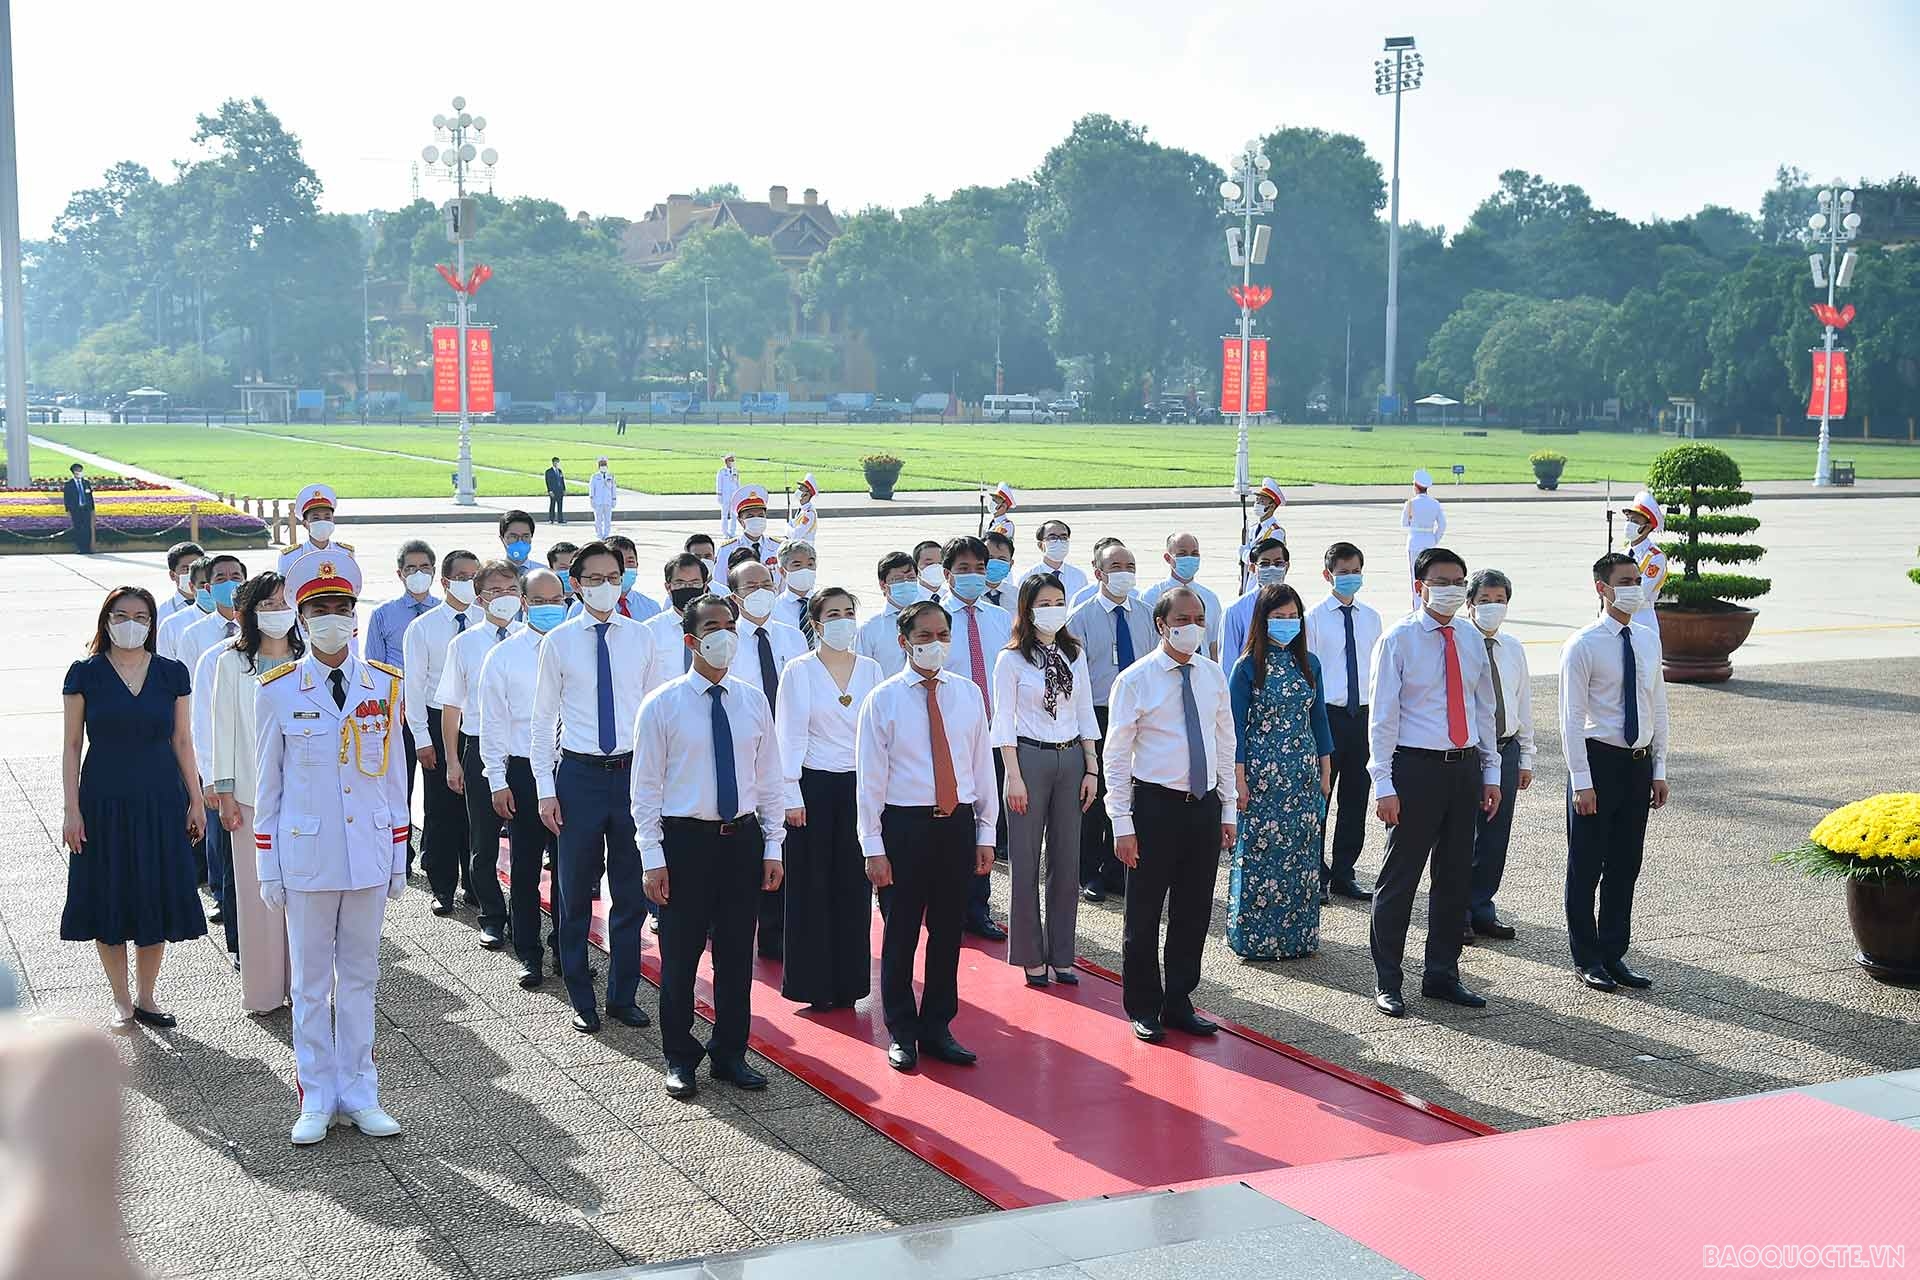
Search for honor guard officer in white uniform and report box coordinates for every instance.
[716,454,741,538]
[1620,491,1669,635]
[254,550,408,1146]
[1402,470,1447,607]
[719,485,782,578]
[789,474,820,545]
[279,484,352,574]
[986,482,1016,541]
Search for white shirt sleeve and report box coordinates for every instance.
[402,618,430,738]
[631,693,668,871]
[1212,665,1238,826]
[1072,652,1099,743]
[531,628,565,800]
[1366,633,1403,799]
[854,690,889,857]
[1650,639,1670,783]
[967,694,999,848]
[1471,634,1501,786]
[774,660,809,810]
[1103,671,1141,838]
[753,692,786,860]
[436,635,468,710]
[1561,635,1596,792]
[988,649,1019,749]
[1512,639,1536,771]
[478,654,510,793]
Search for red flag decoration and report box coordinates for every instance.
[465,263,493,296]
[1229,285,1273,311]
[431,326,497,414]
[1807,350,1849,419]
[1220,338,1269,415]
[1810,302,1856,330]
[435,263,464,294]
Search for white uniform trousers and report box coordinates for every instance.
[592,505,614,539]
[719,501,737,538]
[285,886,387,1117]
[1405,532,1439,606]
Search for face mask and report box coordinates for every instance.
[1043,538,1070,563]
[887,580,924,609]
[195,587,215,613]
[819,617,858,651]
[210,580,240,610]
[598,464,608,474]
[696,628,739,668]
[1332,572,1364,598]
[743,516,767,538]
[305,614,354,655]
[446,579,477,607]
[175,572,193,596]
[107,619,149,650]
[581,581,621,613]
[527,603,568,633]
[741,588,777,620]
[1171,555,1201,582]
[1103,570,1137,598]
[917,563,945,591]
[700,558,718,583]
[907,640,951,671]
[669,585,704,612]
[505,540,532,565]
[1424,584,1469,617]
[619,568,638,592]
[784,568,816,594]
[404,570,434,596]
[1255,564,1289,588]
[1473,603,1508,632]
[985,558,1012,586]
[1165,623,1205,655]
[255,609,297,639]
[485,595,521,624]
[950,572,988,602]
[556,570,572,594]
[1032,605,1070,635]
[1266,617,1303,646]
[1609,584,1648,614]
[307,520,335,542]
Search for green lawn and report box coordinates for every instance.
[31,420,1920,500]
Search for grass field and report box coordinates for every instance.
[31,420,1920,499]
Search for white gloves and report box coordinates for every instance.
[387,872,407,902]
[259,879,287,911]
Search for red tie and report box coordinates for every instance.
[617,596,631,619]
[1440,624,1469,748]
[964,605,991,716]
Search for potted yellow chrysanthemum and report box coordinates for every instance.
[1778,793,1920,983]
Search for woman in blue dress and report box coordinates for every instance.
[1227,584,1333,960]
[60,586,207,1027]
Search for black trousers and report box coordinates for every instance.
[879,804,974,1045]
[1080,705,1125,892]
[963,755,1002,927]
[420,712,470,903]
[68,509,93,553]
[1122,783,1222,1024]
[211,822,238,955]
[547,493,565,523]
[460,733,509,931]
[400,722,419,873]
[781,768,871,1007]
[1369,750,1478,992]
[555,755,646,1017]
[503,756,557,968]
[1321,705,1371,884]
[658,818,762,1070]
[1565,742,1653,970]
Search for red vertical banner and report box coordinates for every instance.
[431,326,497,414]
[1806,350,1848,419]
[1248,338,1268,415]
[466,328,495,413]
[1220,339,1242,412]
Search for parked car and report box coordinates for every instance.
[851,404,903,423]
[497,403,553,423]
[1123,405,1160,424]
[1194,406,1223,424]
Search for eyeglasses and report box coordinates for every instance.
[575,573,617,587]
[107,610,151,625]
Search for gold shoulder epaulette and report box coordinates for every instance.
[366,658,402,679]
[259,661,298,685]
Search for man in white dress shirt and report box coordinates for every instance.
[641,553,714,695]
[1562,552,1671,993]
[183,553,248,920]
[605,534,663,622]
[1304,541,1382,902]
[157,540,205,627]
[856,601,998,1072]
[403,549,481,915]
[1463,569,1534,943]
[940,536,1013,941]
[1103,588,1236,1044]
[532,540,656,1034]
[437,559,525,952]
[479,569,569,989]
[1142,533,1221,662]
[775,540,818,643]
[724,558,808,958]
[1016,519,1089,599]
[1366,546,1503,1018]
[1068,548,1157,904]
[178,554,248,672]
[1222,538,1290,666]
[1068,537,1127,608]
[633,595,786,1100]
[157,555,213,661]
[856,551,921,679]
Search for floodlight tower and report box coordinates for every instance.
[422,97,498,505]
[1375,36,1423,420]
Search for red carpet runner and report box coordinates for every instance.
[512,855,1489,1209]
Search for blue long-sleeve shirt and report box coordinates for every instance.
[366,592,438,671]
[1229,649,1333,763]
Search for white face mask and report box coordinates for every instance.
[1473,603,1508,633]
[176,573,193,596]
[819,617,858,651]
[1609,584,1649,614]
[1424,584,1469,617]
[305,613,354,655]
[907,640,951,671]
[742,516,767,538]
[107,619,150,650]
[446,578,477,607]
[485,595,521,624]
[581,581,620,614]
[1255,564,1289,588]
[307,519,335,542]
[741,588,777,620]
[917,563,945,591]
[784,568,816,594]
[696,628,738,668]
[1165,623,1205,655]
[1103,570,1136,598]
[403,570,433,596]
[256,609,297,638]
[1043,538,1070,563]
[700,558,719,583]
[1032,605,1071,636]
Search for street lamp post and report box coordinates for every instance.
[1802,188,1861,487]
[702,275,713,403]
[994,287,1006,396]
[1219,142,1277,587]
[361,212,383,425]
[1374,36,1424,421]
[422,97,498,506]
[0,0,28,486]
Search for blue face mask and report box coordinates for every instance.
[210,580,239,610]
[526,603,568,633]
[557,569,572,594]
[505,539,532,564]
[1266,617,1303,646]
[950,572,988,602]
[195,587,215,612]
[1172,554,1201,582]
[620,568,638,592]
[985,558,1012,586]
[1332,572,1364,598]
[887,580,922,609]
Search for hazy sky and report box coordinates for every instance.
[13,0,1919,239]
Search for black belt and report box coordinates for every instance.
[1397,746,1478,764]
[1017,736,1079,751]
[1587,739,1651,761]
[1137,780,1218,804]
[1498,734,1519,748]
[887,802,975,822]
[561,749,632,770]
[664,814,755,837]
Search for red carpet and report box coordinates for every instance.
[1244,1094,1920,1278]
[509,853,1489,1209]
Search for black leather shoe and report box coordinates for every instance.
[710,1059,768,1090]
[1330,879,1374,901]
[1421,977,1488,1008]
[571,1010,601,1034]
[1604,960,1653,989]
[430,897,455,916]
[208,906,225,924]
[887,1042,918,1071]
[1131,1017,1165,1042]
[1459,928,1477,946]
[1473,918,1518,940]
[664,1065,699,1099]
[1374,990,1406,1018]
[1166,1012,1218,1037]
[605,1004,652,1029]
[1024,970,1050,988]
[1051,969,1079,986]
[1080,884,1106,903]
[963,919,1008,942]
[478,926,507,951]
[1578,965,1619,992]
[920,1034,977,1065]
[132,1005,178,1029]
[516,963,543,989]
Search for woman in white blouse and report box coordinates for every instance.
[774,587,883,1011]
[991,573,1098,987]
[209,571,295,1013]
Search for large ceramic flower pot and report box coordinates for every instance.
[1656,605,1757,683]
[1845,875,1920,984]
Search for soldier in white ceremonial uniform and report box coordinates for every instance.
[277,483,353,576]
[715,454,741,538]
[986,482,1016,541]
[253,550,407,1145]
[588,458,618,540]
[718,484,783,580]
[1239,478,1287,586]
[1620,490,1670,635]
[789,474,819,545]
[1402,470,1447,607]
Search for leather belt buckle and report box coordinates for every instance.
[931,808,955,821]
[716,820,737,836]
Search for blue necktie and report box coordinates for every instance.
[454,612,467,635]
[708,685,738,820]
[594,623,616,753]
[1114,606,1135,671]
[1620,626,1640,746]
[1341,605,1361,716]
[1179,664,1208,799]
[757,626,780,716]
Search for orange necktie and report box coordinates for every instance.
[1441,625,1469,748]
[925,677,960,815]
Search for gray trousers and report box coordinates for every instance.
[1006,743,1084,968]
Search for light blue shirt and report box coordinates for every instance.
[367,592,438,672]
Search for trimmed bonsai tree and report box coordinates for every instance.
[1648,443,1770,610]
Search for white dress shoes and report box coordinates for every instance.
[290,1112,331,1145]
[344,1106,402,1138]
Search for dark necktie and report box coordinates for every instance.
[1178,664,1207,799]
[708,685,738,820]
[594,623,616,753]
[453,611,467,635]
[1621,626,1640,746]
[756,626,779,716]
[225,620,237,638]
[1341,604,1361,716]
[1114,605,1135,671]
[1485,635,1508,739]
[797,596,814,645]
[329,668,347,710]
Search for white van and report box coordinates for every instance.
[982,394,1056,423]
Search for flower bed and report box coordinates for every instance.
[0,481,268,552]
